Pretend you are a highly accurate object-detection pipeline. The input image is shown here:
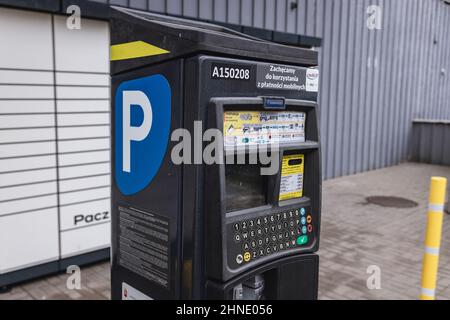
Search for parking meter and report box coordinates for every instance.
[110,7,321,300]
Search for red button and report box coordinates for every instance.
[307,225,313,233]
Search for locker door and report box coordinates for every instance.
[53,15,111,258]
[0,7,59,274]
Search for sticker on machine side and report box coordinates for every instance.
[279,154,304,201]
[305,67,319,92]
[256,64,319,92]
[122,282,153,300]
[118,205,170,289]
[211,63,252,81]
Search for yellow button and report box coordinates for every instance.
[243,252,251,262]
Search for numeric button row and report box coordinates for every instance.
[234,208,306,232]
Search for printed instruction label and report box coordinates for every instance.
[118,205,170,289]
[122,282,153,300]
[279,154,304,201]
[257,64,319,93]
[223,111,306,147]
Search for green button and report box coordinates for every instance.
[296,235,308,246]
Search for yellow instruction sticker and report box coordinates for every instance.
[279,154,304,201]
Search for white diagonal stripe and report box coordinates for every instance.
[425,246,440,255]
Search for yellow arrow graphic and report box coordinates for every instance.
[110,41,170,61]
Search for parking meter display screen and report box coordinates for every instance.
[225,163,267,212]
[223,110,306,147]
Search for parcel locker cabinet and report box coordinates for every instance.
[0,7,110,287]
[0,8,59,280]
[110,7,321,300]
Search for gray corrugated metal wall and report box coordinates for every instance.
[94,0,450,179]
[411,120,450,165]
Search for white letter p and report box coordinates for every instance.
[123,91,152,173]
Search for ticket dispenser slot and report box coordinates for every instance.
[204,97,320,299]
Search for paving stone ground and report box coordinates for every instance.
[318,162,450,300]
[1,162,449,300]
[0,262,110,300]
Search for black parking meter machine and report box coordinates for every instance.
[110,7,321,300]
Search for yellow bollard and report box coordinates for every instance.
[420,177,447,300]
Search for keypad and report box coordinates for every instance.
[229,207,313,268]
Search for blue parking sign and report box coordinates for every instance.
[114,74,171,195]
